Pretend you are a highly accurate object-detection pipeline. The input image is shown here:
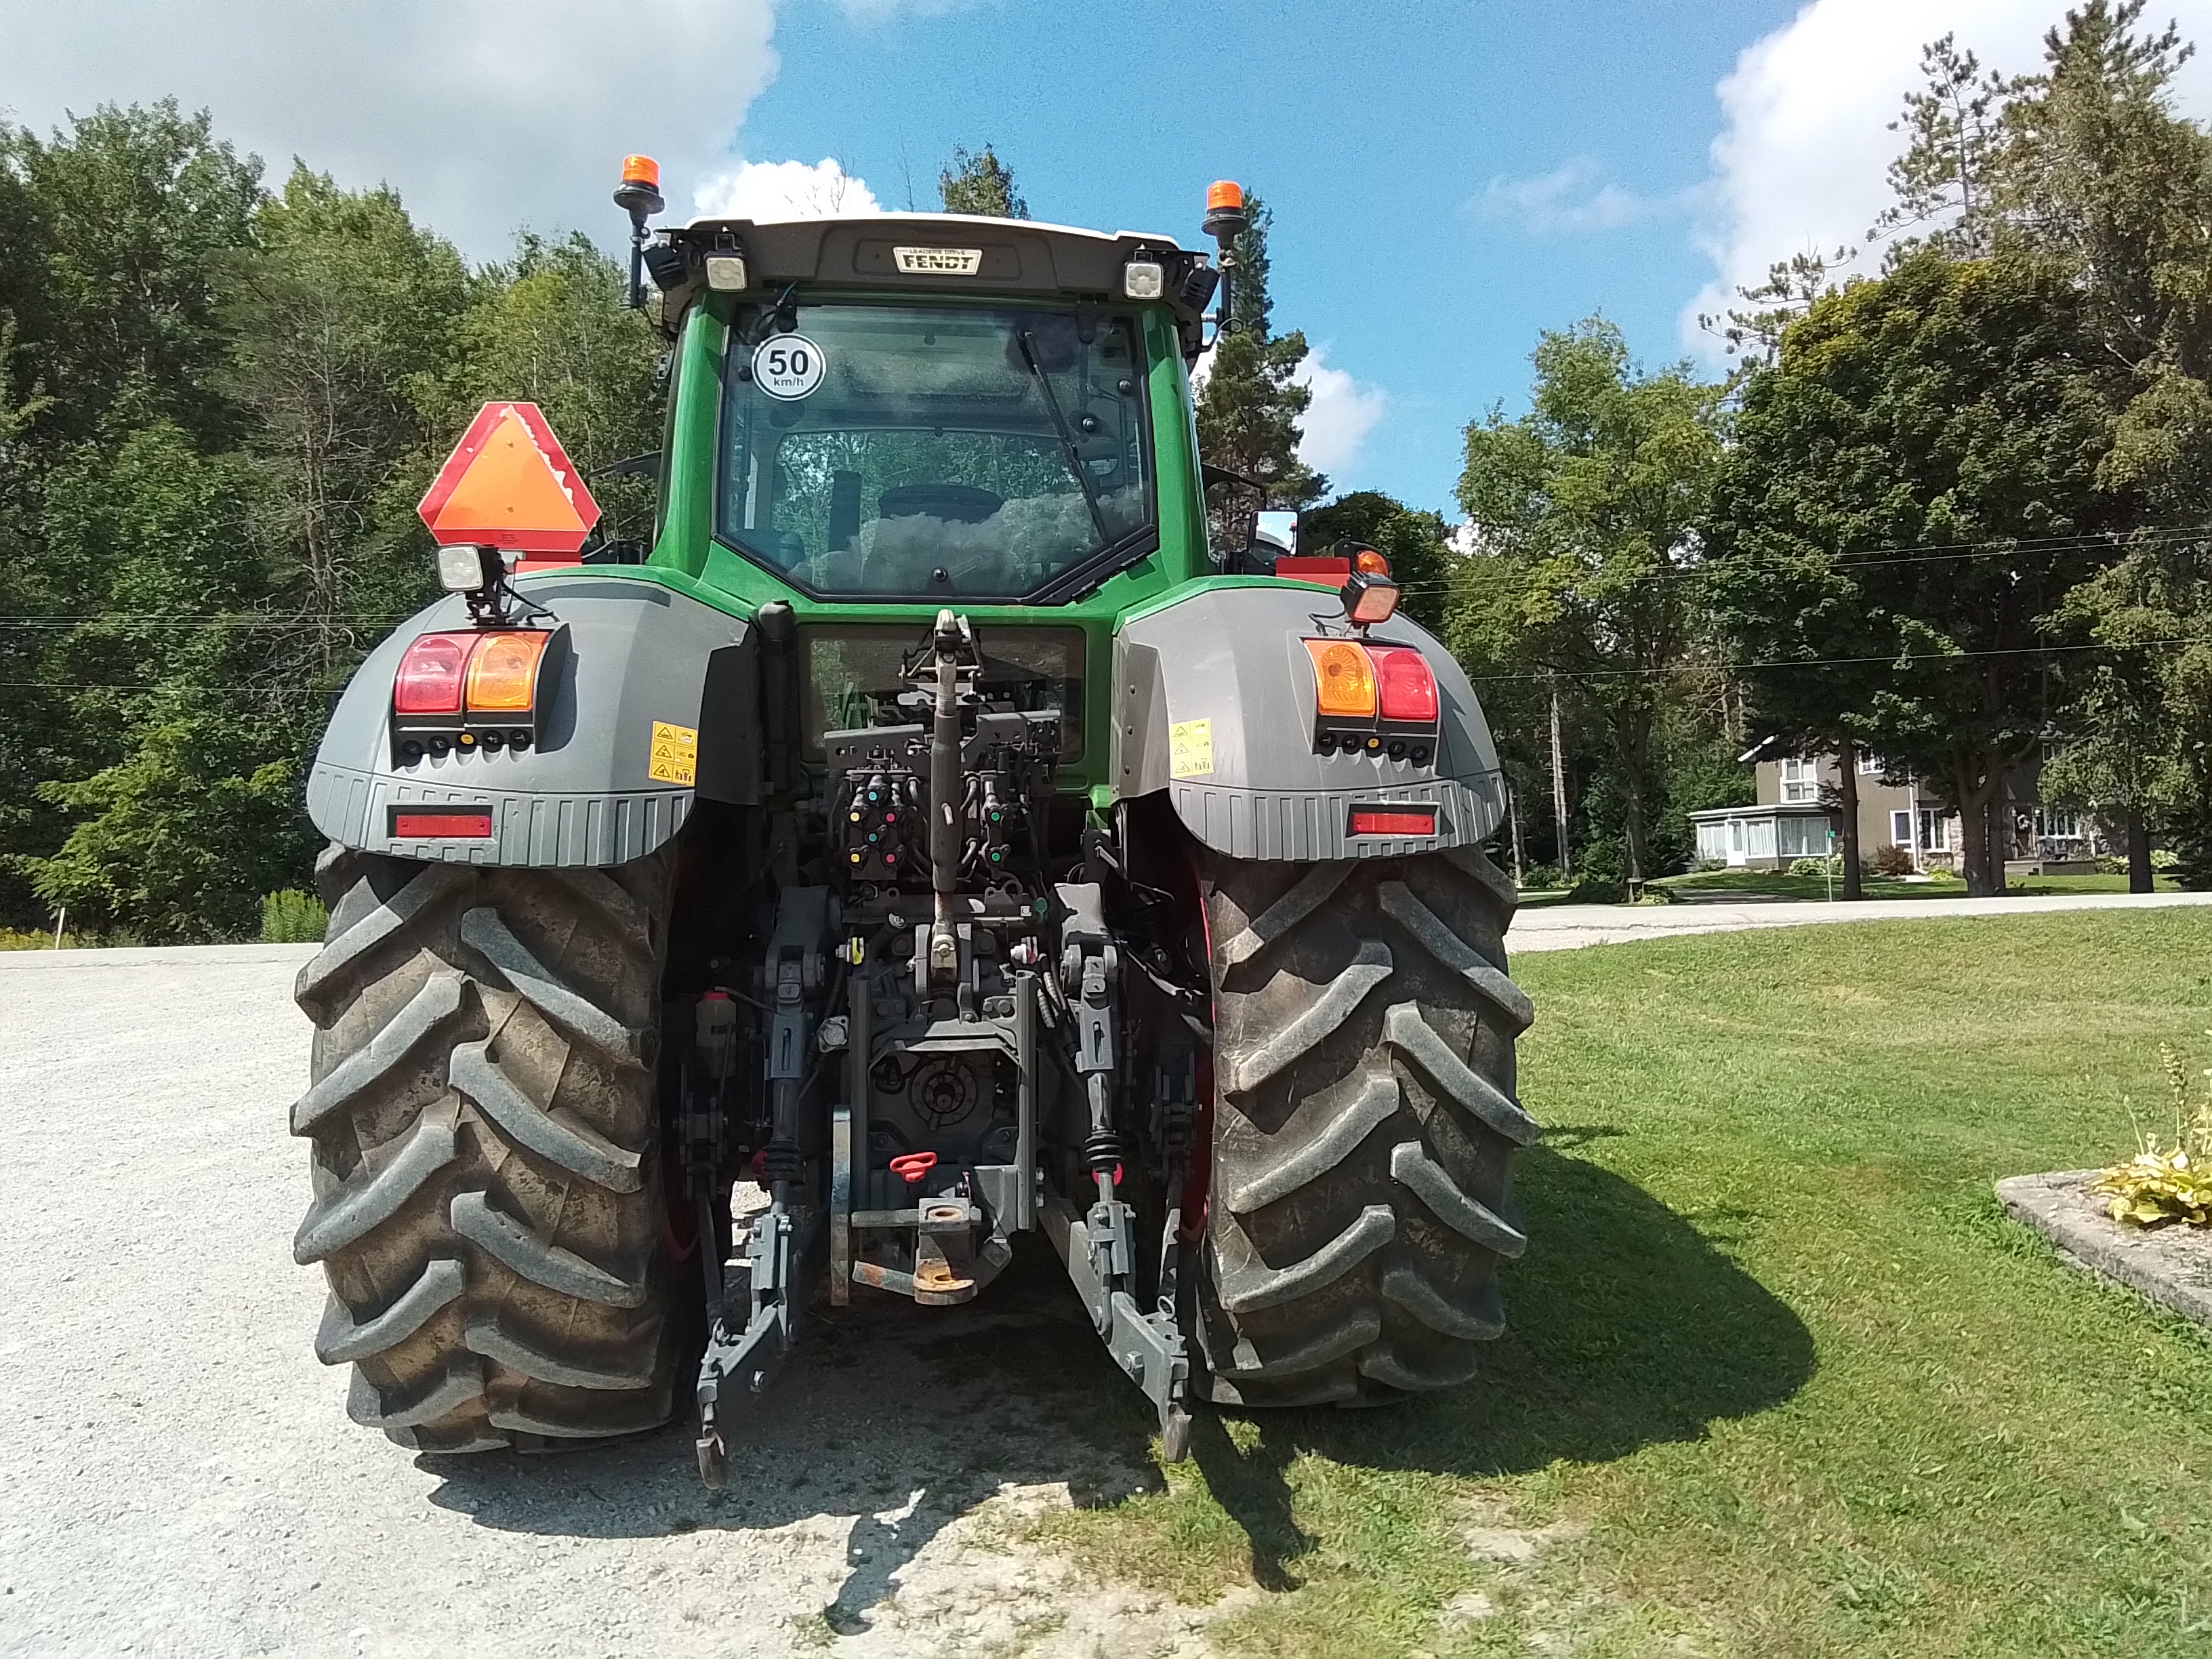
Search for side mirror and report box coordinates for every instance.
[1254,509,1300,555]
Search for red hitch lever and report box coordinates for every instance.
[888,1151,938,1185]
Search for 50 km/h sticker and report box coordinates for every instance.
[751,334,825,401]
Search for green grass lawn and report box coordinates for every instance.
[1033,909,2212,1657]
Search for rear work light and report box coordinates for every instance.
[1341,571,1400,626]
[1349,806,1438,838]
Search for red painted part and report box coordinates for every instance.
[392,811,494,838]
[1349,808,1438,838]
[1272,555,1351,587]
[514,553,586,573]
[890,1151,939,1184]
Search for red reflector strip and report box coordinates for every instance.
[1273,555,1351,586]
[1349,808,1437,838]
[392,811,494,839]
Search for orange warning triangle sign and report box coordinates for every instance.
[418,402,600,554]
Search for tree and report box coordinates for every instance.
[1705,250,2124,896]
[1195,193,1324,548]
[0,100,262,451]
[938,144,1027,218]
[453,232,663,550]
[1870,34,2019,258]
[226,165,472,680]
[1454,319,1725,885]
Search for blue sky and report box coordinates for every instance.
[12,0,2212,514]
[739,0,1797,514]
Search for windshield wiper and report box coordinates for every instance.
[1017,329,1113,549]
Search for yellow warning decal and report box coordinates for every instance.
[1169,718,1214,779]
[648,720,698,786]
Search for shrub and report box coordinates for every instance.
[262,889,328,943]
[1519,863,1563,890]
[2090,1041,2212,1227]
[1869,844,1915,876]
[1787,855,1842,878]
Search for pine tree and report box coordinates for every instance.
[1195,193,1324,549]
[938,145,1027,218]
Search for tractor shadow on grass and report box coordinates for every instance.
[418,1237,1162,1632]
[1191,1131,1819,1590]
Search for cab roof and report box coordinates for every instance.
[655,213,1214,354]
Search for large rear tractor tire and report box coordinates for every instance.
[1197,844,1535,1408]
[290,843,687,1451]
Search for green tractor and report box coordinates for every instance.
[289,161,1534,1480]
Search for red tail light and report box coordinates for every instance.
[1350,807,1437,837]
[393,633,473,714]
[1370,647,1439,723]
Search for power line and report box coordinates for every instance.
[1463,632,2212,685]
[1394,520,2212,596]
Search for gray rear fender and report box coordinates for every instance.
[307,575,758,867]
[1111,584,1506,861]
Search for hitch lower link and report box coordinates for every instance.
[1046,888,1193,1461]
[695,894,828,1489]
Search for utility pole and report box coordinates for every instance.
[1548,680,1572,880]
[1507,785,1526,888]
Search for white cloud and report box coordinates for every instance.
[1185,344,1387,482]
[1480,158,1698,236]
[1683,0,2212,358]
[0,0,779,260]
[1296,348,1388,479]
[693,157,883,220]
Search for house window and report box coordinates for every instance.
[1777,816,1829,857]
[1728,818,1744,853]
[1890,810,1912,848]
[1919,808,1950,853]
[1779,757,1818,803]
[2037,808,2081,841]
[1857,752,1884,775]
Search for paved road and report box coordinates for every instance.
[1507,887,2212,951]
[3,888,2203,1656]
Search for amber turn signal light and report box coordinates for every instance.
[1305,638,1378,719]
[464,630,552,713]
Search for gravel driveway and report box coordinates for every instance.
[0,946,1212,1659]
